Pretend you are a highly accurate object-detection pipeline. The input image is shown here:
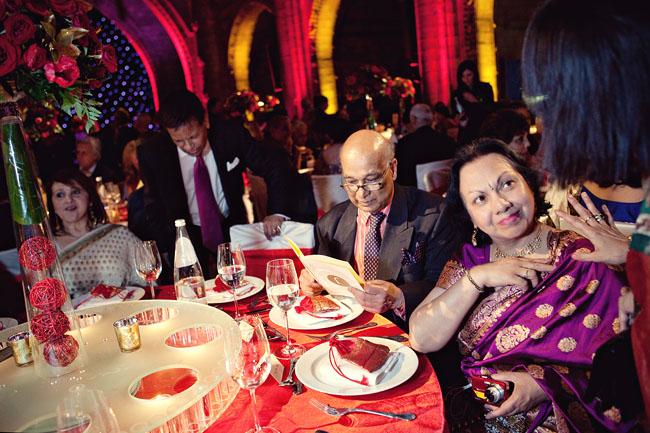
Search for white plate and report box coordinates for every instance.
[205,276,265,304]
[73,286,145,309]
[0,317,18,331]
[295,337,419,396]
[268,295,364,330]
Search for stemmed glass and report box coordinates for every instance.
[134,240,162,299]
[56,385,120,433]
[265,259,305,359]
[223,315,279,433]
[217,243,246,318]
[104,182,122,223]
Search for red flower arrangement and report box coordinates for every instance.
[382,76,416,103]
[0,0,113,131]
[342,64,389,102]
[223,90,261,121]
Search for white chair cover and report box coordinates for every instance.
[311,175,349,213]
[229,221,315,251]
[416,159,453,195]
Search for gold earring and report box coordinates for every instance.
[471,227,478,247]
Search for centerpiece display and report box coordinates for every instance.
[0,0,116,378]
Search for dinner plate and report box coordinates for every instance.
[204,276,265,304]
[268,295,364,330]
[295,337,419,396]
[73,286,145,309]
[0,317,18,331]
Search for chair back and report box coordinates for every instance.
[229,222,315,279]
[311,175,349,213]
[416,159,453,195]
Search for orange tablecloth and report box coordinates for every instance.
[156,283,446,433]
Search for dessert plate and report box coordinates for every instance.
[268,295,363,330]
[295,337,418,396]
[204,276,265,304]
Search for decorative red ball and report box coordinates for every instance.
[43,335,79,368]
[31,310,70,343]
[29,278,68,310]
[19,236,57,271]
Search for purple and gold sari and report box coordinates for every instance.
[437,230,634,433]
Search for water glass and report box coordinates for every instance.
[223,315,279,433]
[56,385,120,433]
[266,259,304,359]
[217,243,246,317]
[134,240,162,299]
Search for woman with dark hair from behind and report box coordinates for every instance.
[522,0,649,425]
[479,109,531,163]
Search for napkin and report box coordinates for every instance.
[329,348,399,386]
[210,278,254,294]
[75,286,134,308]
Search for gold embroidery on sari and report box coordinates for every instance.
[535,304,554,318]
[527,364,544,379]
[436,259,465,289]
[495,324,530,353]
[558,303,577,317]
[558,337,577,353]
[531,326,548,339]
[612,318,620,333]
[585,279,600,294]
[551,364,570,374]
[556,275,575,291]
[582,314,601,329]
[603,406,622,423]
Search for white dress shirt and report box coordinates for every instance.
[177,145,230,226]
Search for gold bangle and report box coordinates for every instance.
[466,269,485,293]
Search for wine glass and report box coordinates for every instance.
[265,258,304,359]
[217,243,246,318]
[223,315,279,433]
[134,240,162,299]
[56,385,120,433]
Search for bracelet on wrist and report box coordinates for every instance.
[465,269,485,293]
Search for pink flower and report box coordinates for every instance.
[44,55,80,88]
[4,13,36,45]
[23,44,47,70]
[0,36,19,77]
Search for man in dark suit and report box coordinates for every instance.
[395,103,457,187]
[137,90,308,277]
[76,135,120,183]
[298,130,452,329]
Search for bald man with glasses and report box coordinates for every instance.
[299,130,453,330]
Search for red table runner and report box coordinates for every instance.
[155,277,446,433]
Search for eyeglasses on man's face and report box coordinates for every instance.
[340,167,391,193]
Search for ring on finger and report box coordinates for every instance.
[593,213,605,223]
[584,215,595,224]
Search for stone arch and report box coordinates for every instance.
[93,0,205,108]
[311,0,341,114]
[227,2,273,91]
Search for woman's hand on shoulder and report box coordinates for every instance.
[485,371,548,419]
[470,258,554,291]
[556,194,629,265]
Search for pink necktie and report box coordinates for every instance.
[363,212,385,280]
[193,155,224,252]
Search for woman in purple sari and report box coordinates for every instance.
[410,140,633,433]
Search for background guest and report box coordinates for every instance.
[395,103,457,187]
[453,59,494,145]
[479,109,531,162]
[75,134,120,183]
[47,169,144,299]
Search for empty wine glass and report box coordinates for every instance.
[134,240,162,299]
[266,259,304,359]
[223,315,279,433]
[217,243,246,317]
[56,385,120,433]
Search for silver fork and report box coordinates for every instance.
[279,357,297,386]
[309,398,416,421]
[304,322,378,341]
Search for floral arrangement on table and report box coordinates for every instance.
[0,0,116,131]
[223,90,261,121]
[342,64,389,102]
[382,76,416,103]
